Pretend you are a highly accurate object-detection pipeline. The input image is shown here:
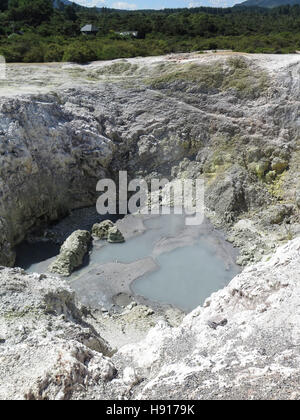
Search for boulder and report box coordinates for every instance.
[247,147,264,163]
[256,159,270,178]
[265,170,277,183]
[92,220,114,240]
[205,166,265,223]
[48,230,91,276]
[296,190,300,209]
[261,204,293,225]
[271,157,289,174]
[107,226,125,243]
[0,267,114,400]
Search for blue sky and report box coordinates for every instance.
[74,0,244,11]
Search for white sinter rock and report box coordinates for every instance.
[0,238,299,399]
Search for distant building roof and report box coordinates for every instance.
[81,24,98,33]
[8,31,24,38]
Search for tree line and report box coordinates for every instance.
[1,0,300,63]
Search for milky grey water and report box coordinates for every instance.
[132,238,239,312]
[16,213,240,313]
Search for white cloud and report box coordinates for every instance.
[112,2,138,9]
[188,0,229,7]
[75,0,106,7]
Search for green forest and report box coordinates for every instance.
[1,0,300,63]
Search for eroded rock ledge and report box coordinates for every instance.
[0,53,300,266]
[0,238,299,400]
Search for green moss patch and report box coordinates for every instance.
[149,57,269,99]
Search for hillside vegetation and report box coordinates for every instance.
[1,1,300,62]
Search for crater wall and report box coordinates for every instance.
[0,53,300,266]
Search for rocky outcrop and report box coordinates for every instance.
[91,220,125,243]
[296,190,300,209]
[92,220,114,239]
[205,165,269,223]
[107,226,125,243]
[0,267,114,400]
[0,95,113,267]
[48,230,91,276]
[0,238,299,399]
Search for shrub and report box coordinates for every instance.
[23,46,44,62]
[63,43,97,64]
[0,47,23,62]
[44,44,64,62]
[208,41,218,50]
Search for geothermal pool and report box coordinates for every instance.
[132,239,239,312]
[16,212,240,313]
